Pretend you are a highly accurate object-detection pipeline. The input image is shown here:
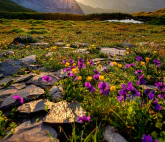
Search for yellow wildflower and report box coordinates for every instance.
[87,76,92,81]
[126,52,130,55]
[145,57,150,62]
[50,58,53,61]
[46,48,49,50]
[118,64,122,68]
[153,51,157,54]
[78,76,82,81]
[73,63,76,66]
[112,62,117,66]
[72,68,77,74]
[140,61,145,66]
[110,86,116,92]
[87,62,90,65]
[65,62,70,67]
[99,75,104,81]
[98,64,102,68]
[126,48,129,51]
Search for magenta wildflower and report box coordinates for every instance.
[144,89,155,100]
[98,82,110,96]
[142,134,152,142]
[135,70,142,75]
[137,74,146,86]
[68,72,75,77]
[93,69,100,80]
[62,59,66,64]
[155,82,165,92]
[78,115,91,123]
[68,59,74,64]
[42,75,52,82]
[123,63,135,69]
[153,59,161,67]
[12,95,24,104]
[154,99,162,111]
[127,82,140,97]
[85,82,96,93]
[88,59,94,66]
[74,76,78,81]
[78,58,85,70]
[158,94,165,99]
[117,82,140,102]
[136,56,143,62]
[117,84,128,102]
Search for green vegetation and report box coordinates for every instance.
[0,0,35,12]
[0,18,165,141]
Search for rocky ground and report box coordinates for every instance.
[0,35,164,142]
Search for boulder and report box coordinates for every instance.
[1,121,59,142]
[0,55,36,76]
[12,36,37,44]
[44,101,86,124]
[103,125,127,142]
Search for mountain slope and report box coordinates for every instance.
[0,0,35,12]
[11,0,120,14]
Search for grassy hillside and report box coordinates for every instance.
[0,0,35,12]
[132,8,165,17]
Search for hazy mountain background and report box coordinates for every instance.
[78,0,165,13]
[1,0,165,14]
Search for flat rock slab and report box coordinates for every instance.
[44,101,86,124]
[19,55,36,65]
[45,52,53,57]
[29,42,49,46]
[92,58,107,62]
[121,42,135,48]
[26,72,59,88]
[8,83,26,90]
[101,48,126,57]
[1,121,59,142]
[17,99,55,114]
[0,77,14,86]
[75,42,89,47]
[54,69,68,79]
[0,55,36,76]
[140,85,157,90]
[0,89,17,106]
[0,50,14,57]
[0,74,3,78]
[0,85,44,110]
[15,73,35,83]
[55,42,65,46]
[103,125,127,142]
[73,49,89,54]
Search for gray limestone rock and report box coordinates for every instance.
[1,121,59,142]
[26,72,59,88]
[17,99,55,114]
[44,101,86,124]
[0,85,44,110]
[103,125,128,142]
